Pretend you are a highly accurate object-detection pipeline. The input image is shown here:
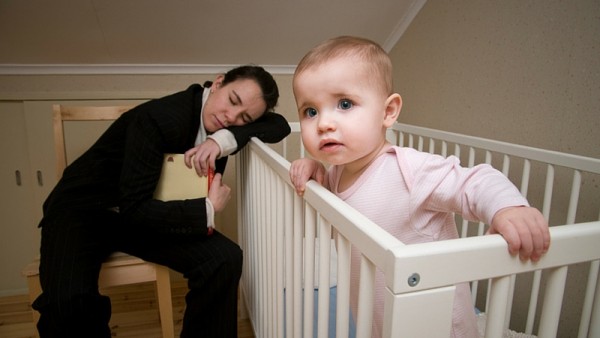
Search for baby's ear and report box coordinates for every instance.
[383,93,402,128]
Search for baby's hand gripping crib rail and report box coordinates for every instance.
[236,122,600,338]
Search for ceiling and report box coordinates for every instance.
[0,0,425,72]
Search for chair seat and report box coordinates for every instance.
[22,252,175,338]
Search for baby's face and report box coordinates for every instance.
[293,57,390,167]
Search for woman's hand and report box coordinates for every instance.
[289,158,326,196]
[185,139,221,176]
[207,173,231,212]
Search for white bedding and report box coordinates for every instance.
[476,313,537,338]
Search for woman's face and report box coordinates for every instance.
[203,75,267,133]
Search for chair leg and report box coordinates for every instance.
[26,275,42,338]
[238,286,248,319]
[155,264,175,338]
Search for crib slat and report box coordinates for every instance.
[303,204,317,338]
[525,270,542,334]
[485,275,511,338]
[356,255,376,338]
[542,164,555,220]
[270,170,280,338]
[336,234,351,338]
[267,169,276,338]
[293,194,304,338]
[398,131,405,148]
[520,159,531,197]
[260,161,268,336]
[579,260,600,338]
[567,170,582,224]
[251,156,261,336]
[587,263,600,338]
[317,217,332,338]
[502,154,510,176]
[276,178,286,338]
[538,266,568,338]
[284,185,294,338]
[441,140,447,157]
[468,146,475,168]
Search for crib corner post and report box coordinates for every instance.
[382,285,455,338]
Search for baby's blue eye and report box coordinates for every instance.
[338,99,353,110]
[305,107,318,118]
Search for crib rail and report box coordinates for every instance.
[238,123,600,338]
[387,123,600,338]
[384,221,600,338]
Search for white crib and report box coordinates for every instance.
[236,122,600,338]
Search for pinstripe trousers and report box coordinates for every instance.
[33,209,242,338]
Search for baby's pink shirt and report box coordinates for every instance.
[328,146,528,338]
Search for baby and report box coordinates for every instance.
[289,36,550,338]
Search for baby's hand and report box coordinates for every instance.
[289,158,326,196]
[489,206,550,262]
[185,139,221,176]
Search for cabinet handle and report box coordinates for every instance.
[37,170,44,186]
[15,170,22,186]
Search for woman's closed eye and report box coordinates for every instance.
[241,113,253,124]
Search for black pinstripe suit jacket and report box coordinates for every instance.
[41,84,290,236]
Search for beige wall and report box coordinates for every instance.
[390,0,599,159]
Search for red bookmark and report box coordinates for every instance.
[207,167,215,188]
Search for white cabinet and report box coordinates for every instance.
[0,102,41,295]
[0,99,146,294]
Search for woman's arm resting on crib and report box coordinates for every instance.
[488,206,551,262]
[290,158,327,196]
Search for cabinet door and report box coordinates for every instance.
[0,99,148,294]
[23,99,148,221]
[23,101,56,229]
[0,102,38,294]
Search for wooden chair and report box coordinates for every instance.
[22,104,175,338]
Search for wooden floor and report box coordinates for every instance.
[0,279,255,338]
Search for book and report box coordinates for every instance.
[153,154,214,201]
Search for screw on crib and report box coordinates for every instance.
[407,273,420,287]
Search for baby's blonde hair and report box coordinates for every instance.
[294,36,393,95]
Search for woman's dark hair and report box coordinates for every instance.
[222,65,279,112]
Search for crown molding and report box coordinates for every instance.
[383,0,427,52]
[0,64,297,75]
